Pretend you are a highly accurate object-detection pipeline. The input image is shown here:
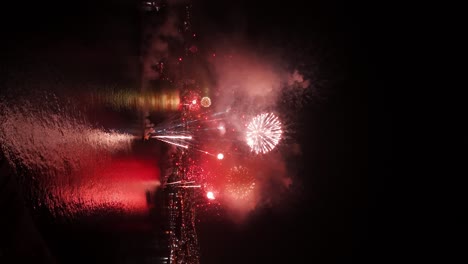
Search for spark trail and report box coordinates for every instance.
[246,113,283,154]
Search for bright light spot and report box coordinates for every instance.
[192,99,197,105]
[207,191,215,200]
[246,113,282,154]
[217,153,224,160]
[217,123,226,135]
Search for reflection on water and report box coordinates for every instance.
[0,91,165,263]
[0,93,160,219]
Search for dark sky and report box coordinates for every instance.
[0,0,390,263]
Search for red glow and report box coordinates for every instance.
[70,158,161,214]
[189,45,198,53]
[178,57,183,61]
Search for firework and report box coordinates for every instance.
[217,153,224,160]
[154,138,189,149]
[152,135,193,140]
[152,134,191,148]
[201,97,211,108]
[206,191,215,200]
[246,113,282,154]
[225,166,255,201]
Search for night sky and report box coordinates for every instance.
[194,1,379,263]
[1,0,390,263]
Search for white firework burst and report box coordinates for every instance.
[246,113,283,154]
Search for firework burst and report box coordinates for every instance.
[246,113,282,154]
[201,96,211,108]
[225,166,255,201]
